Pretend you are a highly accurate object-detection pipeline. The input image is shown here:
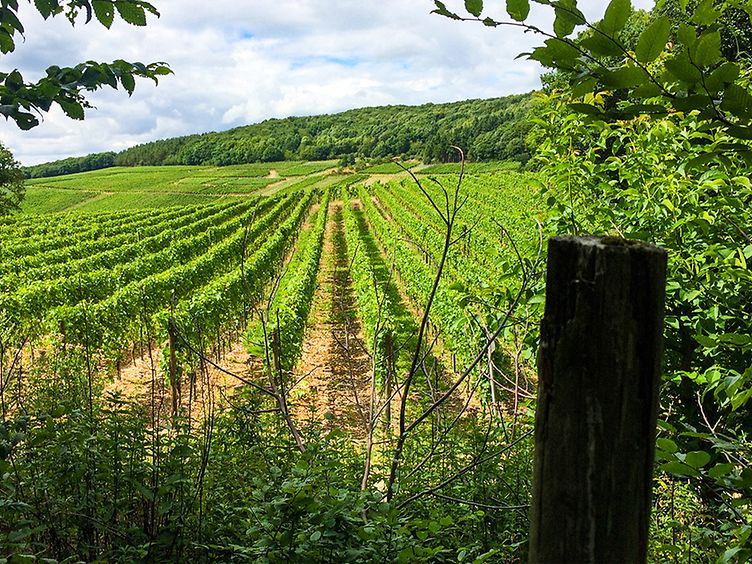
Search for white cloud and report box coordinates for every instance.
[0,0,655,165]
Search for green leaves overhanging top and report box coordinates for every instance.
[0,0,171,129]
[433,0,752,143]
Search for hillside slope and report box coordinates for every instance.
[25,94,534,178]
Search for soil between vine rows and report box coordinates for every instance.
[290,201,371,436]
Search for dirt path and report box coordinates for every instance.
[290,201,371,435]
[362,171,411,187]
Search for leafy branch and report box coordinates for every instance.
[0,0,172,129]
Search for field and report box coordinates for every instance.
[1,156,737,560]
[5,162,540,371]
[21,160,339,213]
[1,161,548,559]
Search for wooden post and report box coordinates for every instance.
[529,236,667,563]
[384,330,394,428]
[271,328,282,376]
[168,319,180,418]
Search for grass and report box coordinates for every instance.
[361,161,418,174]
[417,160,521,174]
[17,160,525,215]
[25,161,338,195]
[26,166,278,194]
[20,187,99,213]
[70,192,244,213]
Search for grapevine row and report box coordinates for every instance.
[168,190,318,357]
[49,193,300,354]
[246,190,331,372]
[6,198,274,319]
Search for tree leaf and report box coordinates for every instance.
[676,23,697,50]
[721,84,752,119]
[14,111,40,130]
[635,16,670,63]
[567,103,604,117]
[114,1,147,26]
[0,28,14,54]
[691,31,721,68]
[660,460,700,477]
[672,94,712,113]
[632,82,663,98]
[58,99,85,120]
[33,0,59,20]
[465,0,483,17]
[684,450,711,469]
[553,0,585,38]
[665,52,701,84]
[705,62,740,94]
[432,1,460,20]
[570,76,597,97]
[580,31,623,57]
[506,0,529,21]
[599,66,647,88]
[92,0,115,28]
[726,125,752,140]
[0,7,24,34]
[119,72,135,95]
[599,0,631,36]
[529,38,581,68]
[656,438,678,454]
[691,0,720,25]
[708,463,735,479]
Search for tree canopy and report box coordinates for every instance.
[435,0,752,155]
[0,142,23,215]
[24,94,535,176]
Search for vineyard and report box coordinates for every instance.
[2,165,540,377]
[19,161,340,213]
[3,0,751,558]
[2,150,748,560]
[0,162,551,560]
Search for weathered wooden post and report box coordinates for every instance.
[529,236,667,563]
[384,329,394,428]
[168,318,180,417]
[271,328,282,376]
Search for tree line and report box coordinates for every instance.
[24,94,533,178]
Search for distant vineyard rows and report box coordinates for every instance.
[1,171,541,385]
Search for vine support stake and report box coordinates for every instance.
[529,236,667,563]
[168,317,180,418]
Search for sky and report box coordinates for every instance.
[0,0,654,165]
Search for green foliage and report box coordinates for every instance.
[94,95,535,168]
[0,0,171,129]
[532,85,752,558]
[0,143,24,216]
[431,0,752,556]
[0,382,521,561]
[0,160,542,560]
[246,190,330,372]
[417,160,520,174]
[441,0,752,145]
[26,165,280,193]
[19,186,98,213]
[22,151,116,178]
[17,163,342,213]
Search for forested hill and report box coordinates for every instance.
[25,94,534,178]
